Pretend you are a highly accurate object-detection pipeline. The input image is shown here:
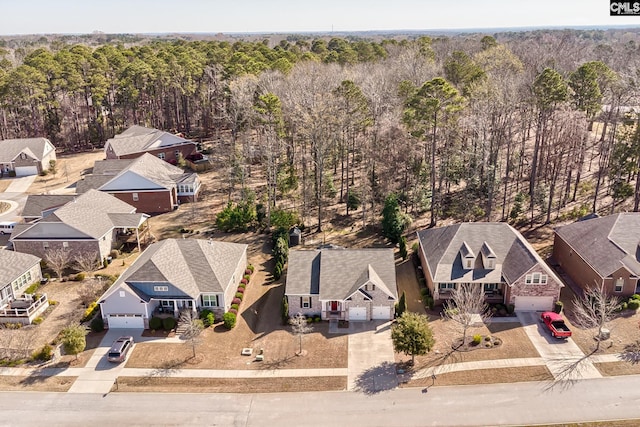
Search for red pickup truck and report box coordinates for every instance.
[540,312,572,339]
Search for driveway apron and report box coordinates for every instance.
[517,311,601,380]
[347,320,398,392]
[68,328,144,394]
[5,175,36,193]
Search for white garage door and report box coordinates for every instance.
[108,315,144,329]
[514,296,554,312]
[372,306,392,320]
[348,307,367,321]
[15,166,38,177]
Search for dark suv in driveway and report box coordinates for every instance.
[107,336,134,363]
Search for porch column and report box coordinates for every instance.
[136,227,141,252]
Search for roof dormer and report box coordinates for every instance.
[480,241,497,270]
[460,241,475,270]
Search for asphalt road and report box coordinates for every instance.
[2,375,640,426]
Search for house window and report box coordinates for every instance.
[174,150,181,158]
[615,278,624,293]
[161,300,174,308]
[20,153,27,160]
[525,273,547,285]
[62,241,68,248]
[301,296,311,308]
[153,286,169,292]
[43,242,49,249]
[438,283,456,291]
[466,259,473,269]
[484,283,500,292]
[132,192,139,201]
[158,152,166,160]
[486,260,494,269]
[365,284,376,291]
[202,294,219,307]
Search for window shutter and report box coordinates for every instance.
[300,297,303,307]
[309,298,312,308]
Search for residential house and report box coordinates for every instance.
[77,153,200,213]
[417,223,563,311]
[0,250,48,325]
[285,248,398,321]
[11,189,150,261]
[104,125,196,162]
[0,138,56,177]
[21,195,76,223]
[553,212,640,297]
[99,239,247,328]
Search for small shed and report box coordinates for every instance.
[289,227,302,246]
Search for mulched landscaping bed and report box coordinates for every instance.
[112,376,347,393]
[0,376,77,392]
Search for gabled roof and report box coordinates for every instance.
[555,212,640,277]
[417,222,559,285]
[21,195,76,219]
[78,153,196,193]
[104,125,195,158]
[100,239,247,301]
[11,190,143,241]
[286,249,397,301]
[0,138,55,163]
[0,250,40,287]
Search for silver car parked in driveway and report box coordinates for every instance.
[107,336,134,363]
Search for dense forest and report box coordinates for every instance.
[2,29,640,231]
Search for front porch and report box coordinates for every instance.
[437,283,506,304]
[322,301,346,321]
[0,293,49,325]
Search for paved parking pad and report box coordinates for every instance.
[517,311,601,380]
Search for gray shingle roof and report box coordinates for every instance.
[80,153,195,192]
[21,195,76,219]
[286,249,397,301]
[102,239,247,300]
[0,138,55,163]
[12,190,140,241]
[417,222,558,285]
[0,250,40,287]
[104,126,195,158]
[555,213,640,277]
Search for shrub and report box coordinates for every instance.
[238,283,246,289]
[274,261,284,280]
[32,317,44,325]
[223,312,237,329]
[199,309,213,320]
[553,301,563,314]
[506,304,515,314]
[247,265,255,273]
[235,292,244,299]
[74,273,85,282]
[162,317,176,331]
[205,312,215,327]
[399,236,408,260]
[621,301,629,311]
[424,296,434,310]
[484,335,492,341]
[314,316,321,322]
[484,342,493,348]
[281,296,289,324]
[237,287,245,293]
[8,170,16,177]
[232,297,241,305]
[32,344,53,362]
[412,242,420,253]
[472,335,482,345]
[25,283,40,295]
[245,269,253,275]
[231,303,239,310]
[49,300,58,305]
[243,274,251,281]
[632,294,640,301]
[229,308,238,315]
[240,278,248,285]
[82,302,98,322]
[149,317,163,330]
[628,299,640,311]
[90,316,104,332]
[110,249,120,259]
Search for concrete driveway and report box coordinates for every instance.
[5,175,37,193]
[517,311,601,380]
[347,320,398,393]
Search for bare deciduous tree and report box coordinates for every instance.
[74,251,100,273]
[289,312,313,356]
[442,283,491,349]
[571,283,619,353]
[179,311,204,359]
[45,248,72,280]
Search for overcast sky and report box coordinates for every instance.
[0,0,637,35]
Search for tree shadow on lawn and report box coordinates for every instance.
[353,361,398,395]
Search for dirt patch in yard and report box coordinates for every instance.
[396,320,539,370]
[27,150,105,195]
[401,366,553,387]
[396,258,427,314]
[0,180,10,193]
[0,375,76,392]
[112,376,346,393]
